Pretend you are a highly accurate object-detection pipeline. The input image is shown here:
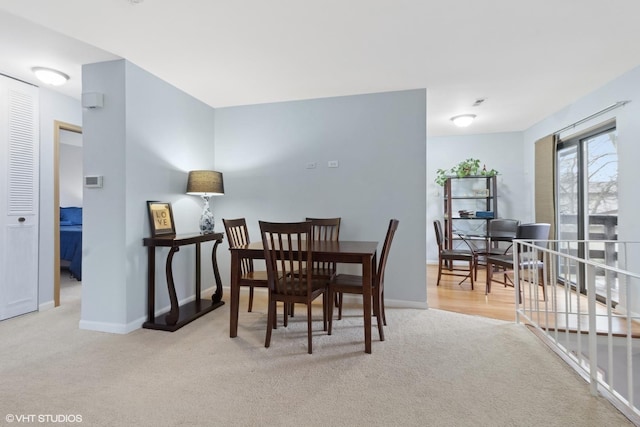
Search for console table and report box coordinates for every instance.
[143,232,225,331]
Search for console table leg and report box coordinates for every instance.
[211,239,223,304]
[147,246,155,322]
[164,246,180,325]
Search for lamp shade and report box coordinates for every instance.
[186,170,224,196]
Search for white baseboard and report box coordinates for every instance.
[39,301,54,311]
[220,286,428,310]
[78,284,427,334]
[79,319,134,334]
[79,287,220,334]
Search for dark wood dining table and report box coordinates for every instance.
[229,240,379,353]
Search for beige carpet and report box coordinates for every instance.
[0,286,633,427]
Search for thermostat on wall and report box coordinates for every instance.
[84,175,103,188]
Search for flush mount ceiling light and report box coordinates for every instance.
[32,67,69,86]
[450,114,476,128]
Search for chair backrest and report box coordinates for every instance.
[486,218,520,254]
[488,219,520,241]
[433,220,445,251]
[306,217,341,272]
[516,223,550,242]
[223,218,254,274]
[306,217,340,241]
[259,221,313,296]
[516,223,551,257]
[376,219,399,289]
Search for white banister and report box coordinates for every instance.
[511,239,640,424]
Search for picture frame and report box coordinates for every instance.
[147,201,176,237]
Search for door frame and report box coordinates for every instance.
[53,120,82,307]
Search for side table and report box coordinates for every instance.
[143,232,224,331]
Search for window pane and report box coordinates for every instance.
[585,129,618,301]
[557,145,579,288]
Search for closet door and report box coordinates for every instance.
[0,75,39,320]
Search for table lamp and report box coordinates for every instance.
[186,170,224,233]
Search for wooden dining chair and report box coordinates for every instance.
[327,219,399,342]
[288,217,340,318]
[306,217,341,281]
[223,218,268,312]
[259,221,327,354]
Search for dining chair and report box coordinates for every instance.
[327,219,399,342]
[472,218,520,278]
[223,218,268,312]
[259,220,328,354]
[288,217,341,318]
[486,219,520,254]
[306,217,341,281]
[433,219,475,289]
[485,223,550,300]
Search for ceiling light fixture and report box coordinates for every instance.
[450,114,476,128]
[32,67,69,86]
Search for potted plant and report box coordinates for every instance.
[435,158,498,186]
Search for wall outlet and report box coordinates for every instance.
[328,160,339,168]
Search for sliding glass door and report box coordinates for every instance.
[556,124,618,301]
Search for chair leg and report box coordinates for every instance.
[307,303,313,354]
[374,291,384,342]
[485,262,492,295]
[328,288,335,335]
[322,291,328,332]
[338,292,343,320]
[381,289,387,326]
[437,258,443,286]
[248,286,254,312]
[283,303,289,327]
[265,296,275,348]
[469,259,474,290]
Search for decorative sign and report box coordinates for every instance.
[147,201,176,237]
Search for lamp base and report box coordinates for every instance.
[199,196,215,234]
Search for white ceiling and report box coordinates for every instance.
[2,0,640,137]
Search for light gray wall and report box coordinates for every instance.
[214,89,427,306]
[38,88,82,307]
[80,59,216,332]
[426,132,526,263]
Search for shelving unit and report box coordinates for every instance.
[443,175,498,251]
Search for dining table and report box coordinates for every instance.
[229,239,379,353]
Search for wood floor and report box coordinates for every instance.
[427,264,518,322]
[426,264,640,337]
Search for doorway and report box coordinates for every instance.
[54,121,82,307]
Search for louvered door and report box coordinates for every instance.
[0,75,39,320]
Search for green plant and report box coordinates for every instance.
[434,158,498,186]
